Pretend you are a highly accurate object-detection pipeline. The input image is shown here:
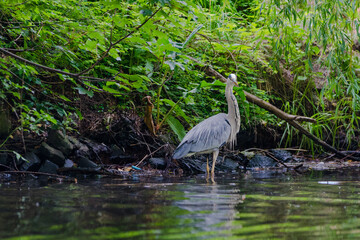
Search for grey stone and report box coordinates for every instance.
[20,152,42,171]
[38,142,65,167]
[64,159,74,168]
[270,149,292,162]
[73,137,91,159]
[110,144,128,161]
[218,158,239,170]
[0,153,8,166]
[67,136,82,149]
[47,130,74,156]
[87,140,109,155]
[38,160,59,174]
[0,110,11,139]
[149,157,167,170]
[78,156,98,169]
[248,154,278,168]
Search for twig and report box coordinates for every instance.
[244,147,308,152]
[77,7,162,76]
[2,170,75,179]
[57,167,122,176]
[0,164,14,170]
[135,144,167,167]
[0,47,108,92]
[0,47,80,77]
[264,151,292,169]
[3,48,35,52]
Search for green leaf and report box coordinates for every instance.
[200,80,225,88]
[59,95,71,102]
[161,99,189,123]
[297,76,307,81]
[75,87,94,98]
[182,24,203,49]
[166,115,186,141]
[13,151,28,163]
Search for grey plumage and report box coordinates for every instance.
[173,74,241,177]
[172,113,231,159]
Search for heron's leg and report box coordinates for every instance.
[206,157,210,176]
[211,149,219,177]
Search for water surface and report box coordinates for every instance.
[1,170,360,239]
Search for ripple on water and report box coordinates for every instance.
[1,171,360,239]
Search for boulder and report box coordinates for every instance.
[67,136,82,149]
[86,140,110,156]
[149,157,167,170]
[217,158,239,171]
[248,154,278,168]
[64,159,74,168]
[0,110,11,139]
[77,156,98,169]
[47,130,74,156]
[38,160,59,174]
[20,152,42,171]
[110,145,130,163]
[270,149,292,162]
[0,153,9,168]
[37,142,65,167]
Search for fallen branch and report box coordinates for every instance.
[2,170,76,180]
[187,56,360,161]
[57,167,124,176]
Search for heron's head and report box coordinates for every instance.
[228,74,238,87]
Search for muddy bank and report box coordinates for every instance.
[0,112,358,181]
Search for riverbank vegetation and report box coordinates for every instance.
[1,0,360,165]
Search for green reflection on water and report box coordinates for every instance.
[1,172,360,239]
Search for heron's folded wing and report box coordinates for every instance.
[173,113,231,159]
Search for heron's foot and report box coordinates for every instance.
[210,174,215,184]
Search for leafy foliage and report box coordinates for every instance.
[1,0,359,152]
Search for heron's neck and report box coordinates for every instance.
[225,82,240,148]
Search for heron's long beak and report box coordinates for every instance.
[234,82,239,87]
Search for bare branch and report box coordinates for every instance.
[77,7,162,76]
[0,47,79,77]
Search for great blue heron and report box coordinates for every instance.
[173,74,240,177]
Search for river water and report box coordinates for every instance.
[1,170,360,239]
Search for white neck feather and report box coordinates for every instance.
[225,79,241,149]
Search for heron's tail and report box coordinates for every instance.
[172,142,191,159]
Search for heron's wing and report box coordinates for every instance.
[173,113,231,159]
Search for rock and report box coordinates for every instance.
[270,149,292,162]
[75,138,109,160]
[0,109,11,139]
[67,136,82,149]
[86,140,110,156]
[0,153,9,167]
[77,156,98,169]
[47,129,74,156]
[248,154,278,168]
[37,142,65,167]
[149,157,167,170]
[110,144,129,162]
[178,158,206,174]
[20,152,42,171]
[64,159,74,168]
[217,158,239,171]
[38,160,59,174]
